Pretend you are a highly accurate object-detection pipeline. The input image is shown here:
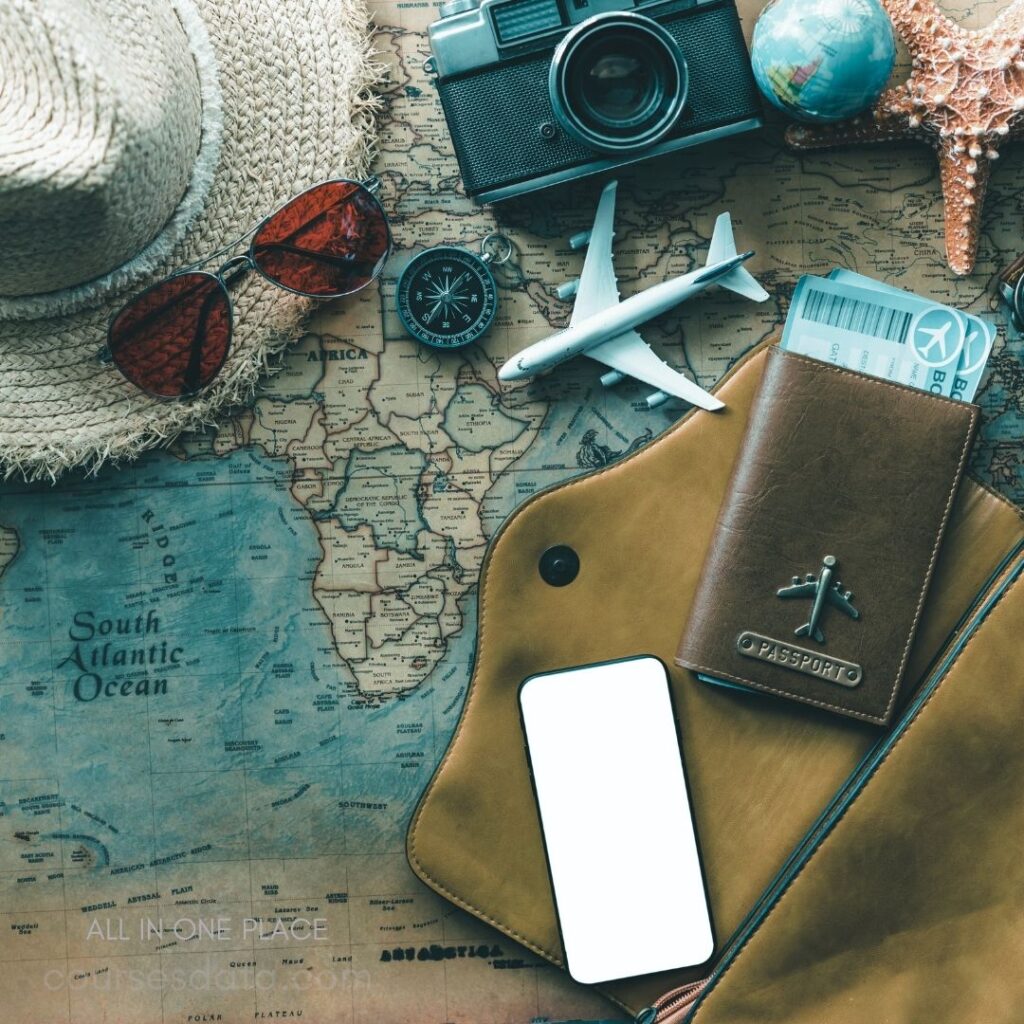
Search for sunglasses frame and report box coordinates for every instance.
[100,176,393,400]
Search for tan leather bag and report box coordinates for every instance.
[407,342,1024,1018]
[682,547,1024,1024]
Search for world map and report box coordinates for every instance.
[3,1,1024,1022]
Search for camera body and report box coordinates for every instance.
[428,0,764,203]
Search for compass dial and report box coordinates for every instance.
[396,246,498,349]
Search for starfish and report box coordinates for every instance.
[786,0,1024,275]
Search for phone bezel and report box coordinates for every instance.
[517,653,717,985]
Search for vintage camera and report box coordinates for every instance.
[427,0,764,203]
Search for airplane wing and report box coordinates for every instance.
[586,330,725,411]
[826,588,860,619]
[570,180,621,325]
[777,582,817,598]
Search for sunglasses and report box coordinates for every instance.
[100,177,392,398]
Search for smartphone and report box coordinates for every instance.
[519,655,714,985]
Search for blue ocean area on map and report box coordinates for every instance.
[0,446,472,874]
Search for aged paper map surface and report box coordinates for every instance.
[2,1,1024,1022]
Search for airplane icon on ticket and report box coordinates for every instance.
[908,307,965,367]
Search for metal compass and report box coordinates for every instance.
[396,234,512,349]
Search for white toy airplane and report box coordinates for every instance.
[498,180,769,410]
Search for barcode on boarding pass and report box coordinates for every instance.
[800,288,912,344]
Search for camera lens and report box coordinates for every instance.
[549,13,688,154]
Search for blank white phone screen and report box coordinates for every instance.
[519,656,713,985]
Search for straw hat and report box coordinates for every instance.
[0,0,382,479]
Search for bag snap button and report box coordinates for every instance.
[539,545,579,586]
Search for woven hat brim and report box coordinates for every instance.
[0,0,384,481]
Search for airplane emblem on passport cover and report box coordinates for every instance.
[776,554,859,644]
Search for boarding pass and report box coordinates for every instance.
[781,273,994,401]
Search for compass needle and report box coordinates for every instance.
[395,236,511,349]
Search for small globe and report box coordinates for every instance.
[751,0,896,124]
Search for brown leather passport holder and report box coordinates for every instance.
[676,347,979,725]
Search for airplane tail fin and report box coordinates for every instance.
[707,213,769,303]
[707,212,737,265]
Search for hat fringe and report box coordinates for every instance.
[1,309,304,484]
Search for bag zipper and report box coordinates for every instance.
[635,541,1024,1024]
[634,979,707,1023]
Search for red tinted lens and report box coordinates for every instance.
[108,273,231,398]
[250,181,390,297]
